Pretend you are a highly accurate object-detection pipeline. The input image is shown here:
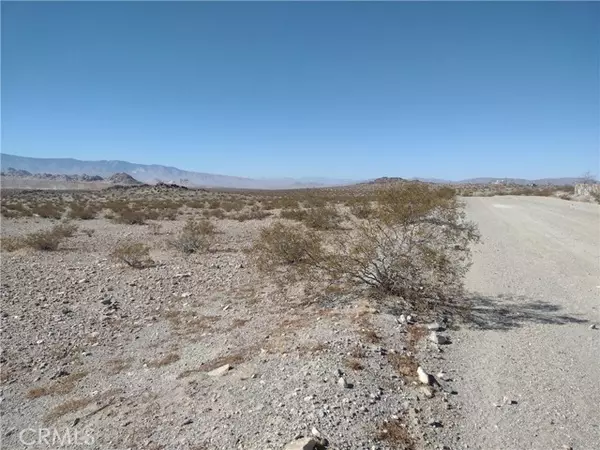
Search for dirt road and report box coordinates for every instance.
[442,196,600,449]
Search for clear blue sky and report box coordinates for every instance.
[2,2,599,180]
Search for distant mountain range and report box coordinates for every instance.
[0,153,588,189]
[0,154,354,189]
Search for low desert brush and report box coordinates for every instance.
[111,242,154,268]
[251,183,479,308]
[171,218,215,254]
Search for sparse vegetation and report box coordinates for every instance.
[111,242,154,268]
[4,222,80,252]
[252,184,479,308]
[67,201,100,220]
[171,218,216,254]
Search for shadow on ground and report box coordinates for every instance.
[448,294,589,331]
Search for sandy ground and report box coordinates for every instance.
[438,196,600,449]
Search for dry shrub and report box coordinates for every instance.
[280,208,308,221]
[171,218,215,254]
[112,208,148,225]
[29,202,65,219]
[279,206,341,229]
[148,222,162,235]
[349,200,375,219]
[0,237,26,252]
[232,209,271,221]
[67,202,100,220]
[251,184,479,309]
[111,242,154,268]
[23,222,78,251]
[206,208,225,219]
[303,205,342,230]
[249,222,324,274]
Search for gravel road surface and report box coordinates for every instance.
[443,196,600,449]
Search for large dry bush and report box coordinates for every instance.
[171,218,216,254]
[251,184,479,307]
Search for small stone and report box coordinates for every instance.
[206,364,231,376]
[338,377,349,388]
[304,395,314,402]
[590,324,598,330]
[428,332,450,345]
[283,437,317,450]
[50,368,70,380]
[181,292,191,298]
[427,419,443,428]
[181,419,193,425]
[311,427,322,438]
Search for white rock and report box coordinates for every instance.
[311,427,322,438]
[417,366,440,387]
[283,438,317,450]
[207,364,231,376]
[427,322,444,331]
[590,324,598,330]
[419,385,434,398]
[428,332,450,345]
[181,292,191,298]
[338,377,349,388]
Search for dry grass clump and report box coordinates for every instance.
[0,236,26,252]
[146,353,180,368]
[26,372,88,399]
[345,358,364,371]
[171,218,216,254]
[231,208,271,221]
[375,420,416,450]
[251,183,479,309]
[111,242,154,268]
